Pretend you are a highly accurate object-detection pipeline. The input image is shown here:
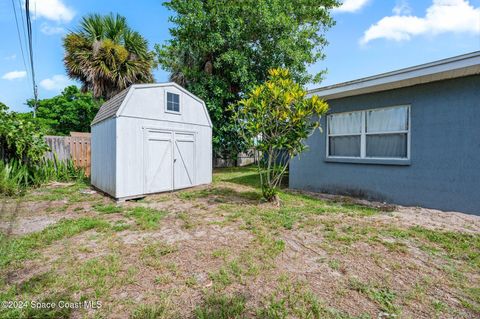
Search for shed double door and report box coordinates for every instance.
[144,130,195,194]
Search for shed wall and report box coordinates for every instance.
[290,75,480,214]
[115,116,212,199]
[91,118,116,197]
[120,86,210,127]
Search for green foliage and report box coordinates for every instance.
[0,102,48,163]
[27,86,103,135]
[64,13,155,99]
[157,0,339,158]
[0,158,85,195]
[233,68,329,202]
[0,104,81,195]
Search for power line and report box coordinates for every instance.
[10,0,29,78]
[25,0,39,117]
[17,0,29,56]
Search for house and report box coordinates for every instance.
[290,52,480,214]
[91,83,212,200]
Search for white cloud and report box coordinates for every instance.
[40,23,66,35]
[361,0,480,44]
[334,0,371,13]
[30,0,74,23]
[2,70,27,80]
[40,74,73,91]
[393,0,412,15]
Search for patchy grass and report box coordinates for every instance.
[126,206,167,230]
[177,211,195,229]
[0,293,74,319]
[195,293,247,319]
[0,217,110,268]
[0,166,479,318]
[348,277,399,315]
[94,204,123,214]
[131,304,169,319]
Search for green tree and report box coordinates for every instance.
[27,86,103,135]
[64,13,155,100]
[157,0,338,159]
[233,68,329,203]
[0,102,48,163]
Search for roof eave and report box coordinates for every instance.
[309,51,480,100]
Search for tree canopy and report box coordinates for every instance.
[157,0,338,158]
[64,13,155,100]
[27,86,103,135]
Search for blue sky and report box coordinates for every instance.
[1,0,479,112]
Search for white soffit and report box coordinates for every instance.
[309,51,480,100]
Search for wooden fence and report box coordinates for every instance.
[45,132,91,176]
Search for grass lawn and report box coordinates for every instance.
[0,166,479,318]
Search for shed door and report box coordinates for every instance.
[144,131,173,193]
[173,133,195,189]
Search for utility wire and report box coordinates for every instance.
[25,0,39,117]
[10,0,29,78]
[17,0,29,54]
[17,0,30,82]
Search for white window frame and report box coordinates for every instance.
[165,91,181,114]
[326,105,411,161]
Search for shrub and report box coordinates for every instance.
[0,102,49,164]
[0,158,85,195]
[0,102,85,195]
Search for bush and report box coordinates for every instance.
[0,102,85,196]
[0,102,49,164]
[0,158,85,196]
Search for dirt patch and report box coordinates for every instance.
[1,171,479,318]
[0,215,64,235]
[373,206,480,234]
[291,189,480,234]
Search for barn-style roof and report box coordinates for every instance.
[91,83,212,127]
[91,88,130,125]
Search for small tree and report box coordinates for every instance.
[233,68,329,203]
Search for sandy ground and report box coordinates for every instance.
[0,181,479,318]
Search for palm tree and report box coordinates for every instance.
[64,14,155,99]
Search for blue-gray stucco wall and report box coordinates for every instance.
[290,75,480,214]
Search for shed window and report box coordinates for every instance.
[327,105,410,160]
[166,92,180,112]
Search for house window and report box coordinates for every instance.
[327,105,410,160]
[166,92,180,112]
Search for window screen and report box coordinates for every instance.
[327,106,410,160]
[328,112,362,157]
[366,134,407,158]
[329,136,361,157]
[366,106,408,158]
[166,92,180,112]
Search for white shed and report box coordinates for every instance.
[91,83,212,200]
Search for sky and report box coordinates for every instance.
[0,0,479,112]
